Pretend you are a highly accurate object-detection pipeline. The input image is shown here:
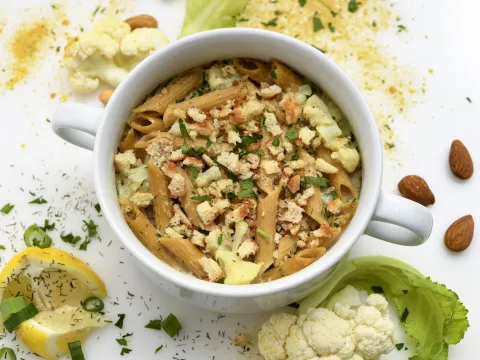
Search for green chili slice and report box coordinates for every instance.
[81,296,104,313]
[24,224,52,248]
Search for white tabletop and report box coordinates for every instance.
[0,0,477,359]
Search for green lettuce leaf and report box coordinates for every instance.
[299,256,469,360]
[180,0,248,37]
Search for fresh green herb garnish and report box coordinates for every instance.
[238,135,260,148]
[256,93,263,100]
[40,219,55,232]
[398,24,407,32]
[145,319,163,330]
[3,303,38,333]
[291,154,299,161]
[155,345,164,353]
[82,296,104,313]
[182,139,189,154]
[116,338,128,346]
[61,233,82,245]
[313,16,324,32]
[190,166,200,179]
[466,97,472,103]
[162,313,182,337]
[115,314,126,329]
[272,138,280,146]
[29,197,47,204]
[236,178,257,198]
[207,138,212,147]
[271,71,277,79]
[216,135,224,144]
[257,229,270,239]
[120,348,132,356]
[401,308,409,323]
[395,343,405,350]
[331,192,339,200]
[348,0,359,12]
[261,18,277,27]
[372,20,377,27]
[83,220,98,237]
[24,224,52,249]
[285,125,298,140]
[328,22,335,32]
[191,195,212,202]
[260,116,266,126]
[79,239,91,251]
[68,341,85,360]
[178,119,190,138]
[94,203,101,213]
[302,176,328,188]
[217,234,223,245]
[0,203,14,214]
[255,150,265,156]
[299,0,307,6]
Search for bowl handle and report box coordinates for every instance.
[365,191,433,246]
[52,102,105,151]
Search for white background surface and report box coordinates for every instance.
[0,0,478,359]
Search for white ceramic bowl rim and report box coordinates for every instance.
[95,28,382,298]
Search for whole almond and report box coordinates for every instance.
[449,140,473,179]
[98,89,114,106]
[398,175,435,206]
[444,215,474,252]
[124,15,158,30]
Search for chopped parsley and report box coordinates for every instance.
[178,119,190,138]
[299,0,307,6]
[0,203,14,214]
[372,20,377,27]
[400,308,409,323]
[313,16,324,32]
[466,97,472,103]
[261,18,277,27]
[397,24,407,32]
[0,245,5,250]
[162,313,182,337]
[217,234,223,245]
[191,195,212,202]
[272,138,280,146]
[82,220,98,237]
[256,93,263,100]
[291,154,299,161]
[29,197,47,204]
[260,116,266,126]
[285,125,298,140]
[271,71,277,79]
[236,178,257,198]
[40,219,55,232]
[61,233,82,245]
[94,203,101,213]
[155,345,164,354]
[116,338,128,346]
[257,229,270,239]
[79,239,91,251]
[371,286,384,293]
[190,166,200,179]
[216,135,224,144]
[395,343,405,350]
[302,176,328,188]
[120,348,132,356]
[207,138,212,147]
[238,135,261,148]
[255,150,265,156]
[328,22,335,32]
[348,0,359,12]
[145,319,163,330]
[115,314,126,329]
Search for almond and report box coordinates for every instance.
[398,175,435,206]
[124,15,158,30]
[98,89,114,106]
[449,140,473,179]
[444,215,474,252]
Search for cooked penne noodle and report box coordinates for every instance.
[316,145,358,200]
[255,186,282,274]
[128,113,165,134]
[271,60,304,91]
[148,162,173,231]
[233,58,273,84]
[274,235,297,266]
[304,187,328,225]
[134,67,204,115]
[119,200,185,271]
[157,237,207,278]
[256,169,275,194]
[119,128,136,153]
[163,83,248,127]
[261,247,326,282]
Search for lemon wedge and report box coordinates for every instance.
[0,248,108,360]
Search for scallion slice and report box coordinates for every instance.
[257,229,270,239]
[3,303,38,332]
[24,224,52,248]
[162,313,182,337]
[68,341,85,360]
[0,347,16,360]
[81,296,104,313]
[0,297,27,320]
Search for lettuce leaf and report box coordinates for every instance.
[299,256,469,360]
[180,0,248,37]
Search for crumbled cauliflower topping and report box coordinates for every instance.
[299,126,316,146]
[196,166,222,188]
[191,230,206,247]
[227,130,242,144]
[331,148,360,173]
[114,150,141,175]
[315,158,338,174]
[130,192,153,208]
[264,112,283,136]
[241,99,264,119]
[169,149,185,162]
[237,239,258,259]
[279,201,304,224]
[146,137,174,167]
[288,159,306,170]
[296,187,315,207]
[202,154,216,167]
[188,107,207,123]
[217,152,240,173]
[197,201,217,225]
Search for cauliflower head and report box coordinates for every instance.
[258,288,395,360]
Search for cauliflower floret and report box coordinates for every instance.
[116,164,149,200]
[315,158,338,174]
[130,192,153,208]
[93,16,130,41]
[237,239,258,259]
[331,148,360,173]
[285,324,318,360]
[304,95,342,146]
[264,112,283,136]
[215,248,261,285]
[191,230,206,247]
[278,201,304,224]
[299,127,316,146]
[199,257,224,282]
[216,152,240,173]
[195,166,222,188]
[197,201,217,225]
[117,27,169,70]
[258,313,298,360]
[205,229,222,253]
[260,84,283,99]
[261,160,280,175]
[288,159,306,170]
[205,64,238,90]
[168,174,185,199]
[246,153,260,169]
[114,150,141,175]
[187,106,207,123]
[227,130,242,145]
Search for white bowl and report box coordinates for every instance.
[52,28,433,313]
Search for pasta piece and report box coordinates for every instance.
[255,168,275,194]
[233,58,273,84]
[261,247,326,282]
[119,200,185,271]
[157,237,207,278]
[134,67,204,115]
[163,83,249,127]
[304,187,328,225]
[148,162,173,231]
[128,113,164,134]
[271,60,304,92]
[274,235,297,266]
[316,145,357,200]
[119,128,136,153]
[255,186,282,274]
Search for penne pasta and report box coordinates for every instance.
[157,237,207,278]
[134,67,204,115]
[304,187,328,225]
[316,145,358,200]
[255,186,282,274]
[274,235,297,266]
[256,169,275,194]
[148,162,173,231]
[128,113,165,134]
[233,58,273,84]
[119,128,136,153]
[271,60,304,92]
[261,247,326,282]
[163,83,248,127]
[119,200,185,271]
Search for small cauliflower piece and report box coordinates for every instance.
[315,158,338,174]
[117,27,169,70]
[93,16,130,41]
[164,227,184,238]
[195,166,222,187]
[258,313,298,360]
[237,239,258,259]
[168,174,185,199]
[227,130,242,144]
[246,153,260,169]
[264,112,283,136]
[285,324,318,360]
[188,106,207,123]
[130,192,153,207]
[260,84,283,99]
[116,164,149,200]
[197,201,217,225]
[114,150,141,175]
[205,64,238,90]
[331,148,360,173]
[199,257,224,282]
[288,159,306,170]
[205,229,222,253]
[261,160,280,175]
[232,220,249,253]
[191,230,206,247]
[202,154,216,167]
[299,127,316,146]
[303,95,342,146]
[215,248,261,285]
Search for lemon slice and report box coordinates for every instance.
[0,248,108,360]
